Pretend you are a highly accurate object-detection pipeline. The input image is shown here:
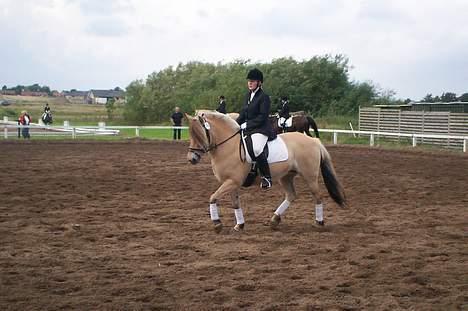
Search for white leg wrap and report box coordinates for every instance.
[315,203,323,222]
[210,203,219,221]
[274,200,290,216]
[234,208,244,225]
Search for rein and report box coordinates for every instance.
[188,116,240,154]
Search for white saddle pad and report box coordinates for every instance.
[242,134,289,164]
[278,117,293,127]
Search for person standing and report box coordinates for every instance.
[18,110,31,139]
[171,106,183,140]
[216,95,227,114]
[236,68,276,189]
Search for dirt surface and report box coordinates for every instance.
[0,140,467,310]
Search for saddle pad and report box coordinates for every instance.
[278,117,293,127]
[242,135,289,164]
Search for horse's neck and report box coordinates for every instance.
[209,122,242,163]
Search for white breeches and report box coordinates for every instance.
[251,133,268,157]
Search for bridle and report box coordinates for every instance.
[188,115,240,155]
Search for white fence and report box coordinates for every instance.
[320,129,467,153]
[3,120,467,153]
[359,108,468,149]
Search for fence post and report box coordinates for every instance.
[464,139,467,153]
[72,127,76,139]
[370,133,374,146]
[333,132,338,145]
[136,127,140,137]
[412,135,417,147]
[4,125,7,139]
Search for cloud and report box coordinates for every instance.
[1,0,467,99]
[85,17,131,37]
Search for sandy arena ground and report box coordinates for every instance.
[0,140,467,310]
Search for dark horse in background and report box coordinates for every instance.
[41,112,53,125]
[270,112,320,138]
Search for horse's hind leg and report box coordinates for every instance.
[270,173,297,229]
[301,168,325,226]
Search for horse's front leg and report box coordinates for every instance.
[230,191,245,232]
[209,179,240,234]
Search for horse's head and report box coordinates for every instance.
[186,112,212,164]
[186,110,240,164]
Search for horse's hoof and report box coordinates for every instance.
[270,214,281,229]
[233,223,244,232]
[213,222,223,234]
[316,220,325,226]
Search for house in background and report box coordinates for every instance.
[63,90,88,104]
[86,89,125,105]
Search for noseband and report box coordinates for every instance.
[188,115,240,154]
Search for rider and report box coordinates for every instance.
[236,68,276,189]
[216,95,227,114]
[277,96,290,132]
[42,103,52,124]
[44,103,51,114]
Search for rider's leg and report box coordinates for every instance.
[251,133,271,189]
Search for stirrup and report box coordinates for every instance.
[260,177,272,189]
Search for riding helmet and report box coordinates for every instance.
[246,68,263,82]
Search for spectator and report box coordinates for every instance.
[216,95,227,114]
[171,106,184,140]
[18,110,31,139]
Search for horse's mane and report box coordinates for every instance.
[195,110,239,131]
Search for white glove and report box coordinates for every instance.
[240,122,247,129]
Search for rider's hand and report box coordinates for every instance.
[240,122,247,130]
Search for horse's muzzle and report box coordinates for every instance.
[188,152,201,165]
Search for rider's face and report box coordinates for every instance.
[247,80,260,91]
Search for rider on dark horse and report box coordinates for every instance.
[42,103,52,124]
[277,96,290,133]
[236,68,276,189]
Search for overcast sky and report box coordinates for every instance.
[1,0,467,100]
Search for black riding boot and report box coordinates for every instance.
[256,152,272,189]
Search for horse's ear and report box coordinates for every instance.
[184,113,192,122]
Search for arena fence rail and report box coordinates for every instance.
[2,119,467,152]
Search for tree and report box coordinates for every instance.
[14,85,24,95]
[423,94,434,102]
[2,85,6,91]
[123,56,395,123]
[106,98,116,121]
[458,93,468,102]
[440,92,457,102]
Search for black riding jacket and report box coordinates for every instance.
[277,101,290,119]
[236,88,276,140]
[216,100,226,114]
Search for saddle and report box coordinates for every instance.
[277,116,293,128]
[240,132,288,187]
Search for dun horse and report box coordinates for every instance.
[186,111,346,233]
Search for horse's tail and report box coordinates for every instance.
[319,143,346,208]
[307,116,320,138]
